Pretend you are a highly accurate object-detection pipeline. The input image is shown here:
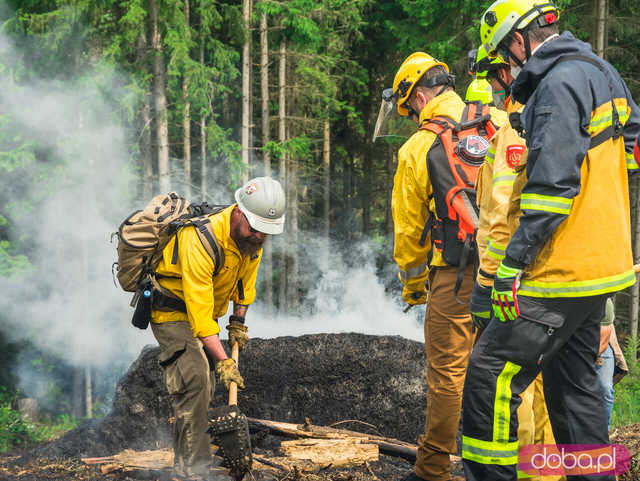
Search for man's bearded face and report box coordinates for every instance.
[232,210,267,255]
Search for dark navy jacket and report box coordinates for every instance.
[506,31,640,267]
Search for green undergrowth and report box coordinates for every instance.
[0,392,79,453]
[611,373,640,428]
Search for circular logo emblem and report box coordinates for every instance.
[268,208,276,217]
[245,183,258,195]
[456,135,490,165]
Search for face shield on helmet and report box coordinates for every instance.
[372,52,453,142]
[372,88,420,142]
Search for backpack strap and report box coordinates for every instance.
[191,216,225,277]
[419,116,457,136]
[549,54,623,149]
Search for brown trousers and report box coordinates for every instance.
[151,321,215,479]
[415,265,475,481]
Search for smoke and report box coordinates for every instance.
[0,5,424,411]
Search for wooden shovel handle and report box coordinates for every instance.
[229,341,239,406]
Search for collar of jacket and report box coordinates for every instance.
[212,203,244,257]
[418,89,464,126]
[506,98,524,114]
[511,31,594,105]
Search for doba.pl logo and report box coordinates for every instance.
[519,444,630,477]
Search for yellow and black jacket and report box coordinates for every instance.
[476,100,525,288]
[392,90,506,302]
[507,32,640,297]
[151,205,261,337]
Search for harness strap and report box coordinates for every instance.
[454,234,473,303]
[551,54,623,149]
[419,214,437,247]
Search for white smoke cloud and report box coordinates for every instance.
[0,7,424,409]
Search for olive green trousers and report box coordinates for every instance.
[151,321,215,479]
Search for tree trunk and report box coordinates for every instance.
[183,0,191,198]
[277,39,287,312]
[595,0,607,58]
[84,367,92,418]
[322,118,331,270]
[150,0,171,192]
[140,90,153,198]
[287,154,299,312]
[361,156,370,235]
[72,367,83,418]
[386,147,396,255]
[200,5,207,202]
[241,0,252,183]
[135,32,153,198]
[260,8,273,310]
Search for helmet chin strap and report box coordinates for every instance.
[496,75,510,92]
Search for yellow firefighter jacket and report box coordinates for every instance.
[151,205,262,337]
[475,100,525,288]
[392,90,506,301]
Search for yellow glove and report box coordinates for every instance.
[226,321,249,351]
[402,285,427,305]
[215,358,245,390]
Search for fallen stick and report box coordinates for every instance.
[248,418,417,461]
[253,455,291,473]
[81,456,116,464]
[100,463,123,474]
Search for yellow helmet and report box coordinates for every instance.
[480,0,559,58]
[392,52,450,116]
[469,45,509,79]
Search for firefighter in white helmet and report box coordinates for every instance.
[151,177,285,480]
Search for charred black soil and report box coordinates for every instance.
[3,334,638,480]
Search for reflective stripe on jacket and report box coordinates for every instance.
[476,100,525,288]
[151,204,261,337]
[509,32,640,297]
[392,90,506,293]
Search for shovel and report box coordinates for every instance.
[208,342,252,480]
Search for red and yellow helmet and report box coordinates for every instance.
[480,0,559,58]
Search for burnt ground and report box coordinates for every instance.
[1,333,638,480]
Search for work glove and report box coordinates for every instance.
[226,321,249,351]
[402,285,427,306]
[470,281,492,330]
[215,358,245,391]
[491,259,524,322]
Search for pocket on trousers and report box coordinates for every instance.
[487,299,565,369]
[158,341,187,395]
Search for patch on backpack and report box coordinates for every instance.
[506,144,525,168]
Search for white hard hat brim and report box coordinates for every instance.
[234,189,285,235]
[244,209,285,235]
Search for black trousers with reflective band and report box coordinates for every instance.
[461,295,614,481]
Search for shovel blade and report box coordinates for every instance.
[208,405,252,480]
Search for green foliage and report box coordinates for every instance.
[611,373,640,427]
[0,240,31,277]
[0,392,33,452]
[0,390,79,453]
[611,337,640,427]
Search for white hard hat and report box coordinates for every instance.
[234,177,286,235]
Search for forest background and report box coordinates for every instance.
[0,0,639,443]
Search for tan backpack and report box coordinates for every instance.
[114,192,226,292]
[114,192,227,329]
